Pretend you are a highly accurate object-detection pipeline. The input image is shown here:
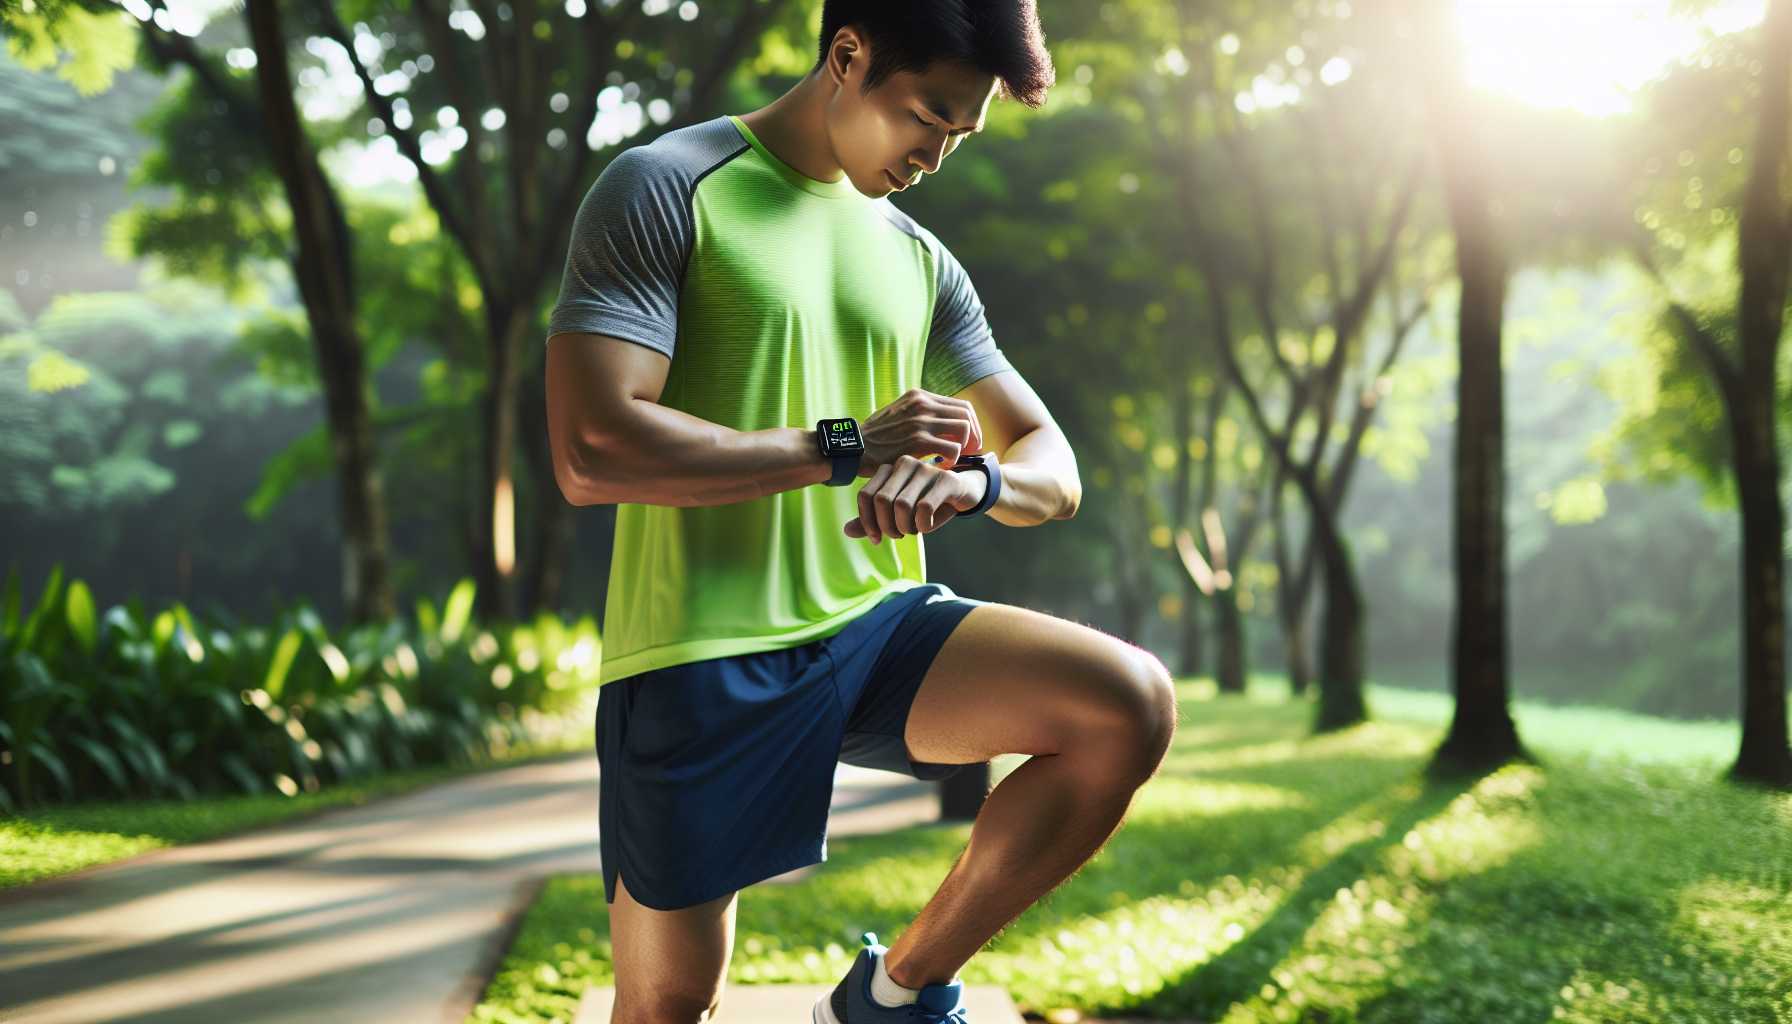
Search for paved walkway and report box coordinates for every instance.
[0,752,945,1024]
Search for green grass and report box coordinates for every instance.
[1,715,597,891]
[470,677,1792,1024]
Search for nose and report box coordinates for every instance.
[911,136,948,176]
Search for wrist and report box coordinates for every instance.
[803,428,833,485]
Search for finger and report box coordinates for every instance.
[844,517,865,538]
[946,397,984,454]
[876,458,918,539]
[858,463,892,541]
[917,415,975,451]
[895,464,936,535]
[913,470,956,533]
[919,435,963,468]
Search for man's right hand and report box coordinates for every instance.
[856,388,985,477]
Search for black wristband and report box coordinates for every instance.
[950,454,1001,518]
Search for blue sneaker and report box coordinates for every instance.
[812,931,968,1023]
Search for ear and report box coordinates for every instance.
[824,25,864,89]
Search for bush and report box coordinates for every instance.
[0,564,601,812]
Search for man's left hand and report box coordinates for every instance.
[844,453,989,544]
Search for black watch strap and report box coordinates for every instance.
[827,453,858,486]
[950,454,1001,517]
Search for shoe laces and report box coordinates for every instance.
[907,1001,968,1023]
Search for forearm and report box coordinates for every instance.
[571,398,830,507]
[986,426,1081,527]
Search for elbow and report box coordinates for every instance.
[1056,453,1082,519]
[1057,482,1082,519]
[553,437,617,507]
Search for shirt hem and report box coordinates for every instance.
[597,579,926,686]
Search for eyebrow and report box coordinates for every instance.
[921,96,982,135]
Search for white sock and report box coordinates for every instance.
[870,949,920,1007]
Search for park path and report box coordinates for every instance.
[0,751,942,1023]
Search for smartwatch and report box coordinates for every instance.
[946,452,1002,518]
[816,417,864,486]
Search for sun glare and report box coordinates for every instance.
[1452,0,1767,117]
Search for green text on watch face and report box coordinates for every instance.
[823,421,863,454]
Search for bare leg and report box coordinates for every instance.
[609,871,739,1023]
[841,600,1177,989]
[881,739,1163,988]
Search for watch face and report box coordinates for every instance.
[821,418,864,454]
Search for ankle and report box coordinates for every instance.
[881,950,945,990]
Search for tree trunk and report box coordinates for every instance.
[1170,332,1203,678]
[519,350,576,615]
[1213,584,1247,694]
[1416,1,1528,774]
[1728,0,1792,788]
[1110,513,1149,645]
[243,0,394,626]
[474,308,530,622]
[1270,473,1313,696]
[1732,437,1790,784]
[1283,604,1311,698]
[1313,518,1367,731]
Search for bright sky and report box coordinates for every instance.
[1452,0,1768,116]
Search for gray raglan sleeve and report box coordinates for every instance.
[920,234,1015,398]
[546,146,691,359]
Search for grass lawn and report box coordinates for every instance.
[470,675,1791,1024]
[1,704,597,891]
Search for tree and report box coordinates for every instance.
[1161,3,1433,730]
[1400,0,1535,775]
[1626,0,1792,788]
[2,0,400,624]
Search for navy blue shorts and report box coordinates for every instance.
[596,582,989,911]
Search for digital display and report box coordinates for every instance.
[821,418,863,454]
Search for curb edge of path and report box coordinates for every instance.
[443,873,551,1024]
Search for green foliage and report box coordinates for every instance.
[0,565,603,812]
[242,420,331,521]
[0,288,27,333]
[0,0,134,96]
[0,285,250,516]
[115,65,285,301]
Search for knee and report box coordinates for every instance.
[1093,651,1177,780]
[1131,651,1178,755]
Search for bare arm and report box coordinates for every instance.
[546,331,833,508]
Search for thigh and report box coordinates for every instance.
[902,602,1176,769]
[609,870,738,1022]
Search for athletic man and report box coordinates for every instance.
[544,2,1178,1020]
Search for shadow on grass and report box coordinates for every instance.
[1339,773,1792,1024]
[1160,768,1476,1021]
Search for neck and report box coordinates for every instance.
[738,71,844,184]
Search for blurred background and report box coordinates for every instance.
[2,0,1787,746]
[3,4,1790,1021]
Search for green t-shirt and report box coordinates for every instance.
[547,114,1013,687]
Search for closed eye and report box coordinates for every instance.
[914,112,932,127]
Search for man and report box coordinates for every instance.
[544,2,1178,1020]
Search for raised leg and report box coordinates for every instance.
[882,603,1178,988]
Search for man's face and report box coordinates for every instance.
[822,30,999,198]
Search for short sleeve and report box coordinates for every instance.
[546,147,693,359]
[921,235,1014,398]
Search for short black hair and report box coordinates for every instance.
[814,0,1056,109]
